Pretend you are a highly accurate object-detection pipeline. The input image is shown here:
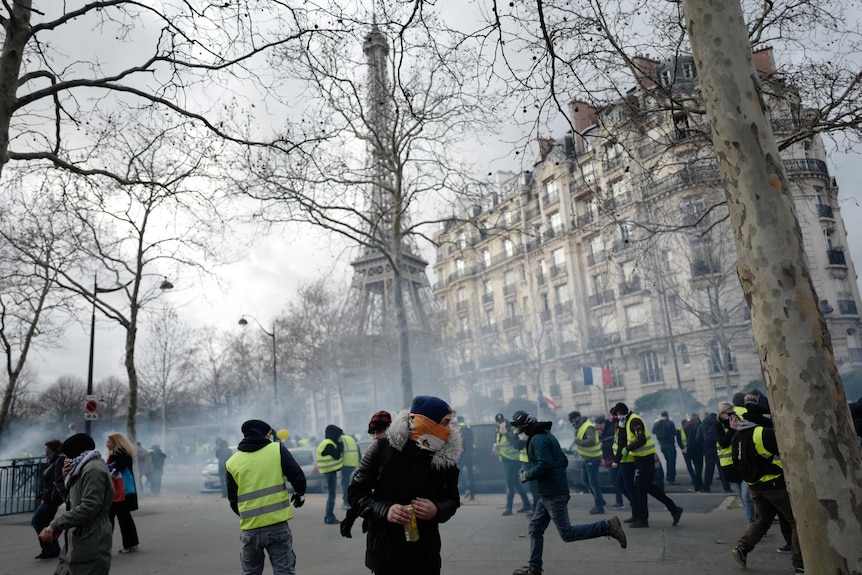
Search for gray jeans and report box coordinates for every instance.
[239,522,296,575]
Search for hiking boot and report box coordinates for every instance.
[606,516,627,549]
[731,546,747,568]
[671,506,684,526]
[589,507,605,515]
[512,566,542,575]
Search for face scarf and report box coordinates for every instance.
[409,414,452,452]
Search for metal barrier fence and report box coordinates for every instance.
[0,457,44,516]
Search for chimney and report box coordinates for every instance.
[632,55,658,89]
[538,137,554,161]
[752,46,775,76]
[568,100,598,154]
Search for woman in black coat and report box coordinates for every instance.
[348,396,462,575]
[106,432,140,553]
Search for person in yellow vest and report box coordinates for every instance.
[569,411,606,514]
[610,402,683,528]
[316,424,344,525]
[494,413,532,516]
[716,401,755,525]
[729,391,803,573]
[225,419,306,575]
[340,433,361,509]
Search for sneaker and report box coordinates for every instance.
[589,507,605,515]
[606,516,627,549]
[794,568,805,573]
[118,546,139,554]
[512,566,542,575]
[324,517,340,525]
[777,544,792,554]
[502,509,513,516]
[671,506,684,526]
[609,502,625,509]
[731,546,747,568]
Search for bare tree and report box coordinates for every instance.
[236,4,499,405]
[94,375,128,430]
[37,375,87,424]
[0,182,78,443]
[137,305,194,447]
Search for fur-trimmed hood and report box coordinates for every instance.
[387,409,463,470]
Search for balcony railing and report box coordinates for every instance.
[626,324,650,340]
[503,283,517,297]
[455,300,469,313]
[619,277,642,295]
[537,273,547,286]
[849,348,862,363]
[481,292,494,306]
[587,250,606,267]
[550,264,567,279]
[838,299,858,315]
[691,260,719,277]
[540,309,552,322]
[503,316,523,330]
[588,289,615,307]
[554,301,573,316]
[480,324,497,336]
[588,332,621,348]
[818,204,834,219]
[827,249,847,266]
[455,329,472,341]
[541,192,560,207]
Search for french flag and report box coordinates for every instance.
[539,387,556,410]
[583,366,612,387]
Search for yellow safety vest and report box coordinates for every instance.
[225,442,292,530]
[613,428,633,463]
[679,426,688,449]
[719,406,748,467]
[749,426,783,485]
[495,432,520,461]
[316,439,343,473]
[342,435,360,467]
[625,414,656,458]
[576,420,602,459]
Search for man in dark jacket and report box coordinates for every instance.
[651,411,678,483]
[730,392,803,573]
[698,412,730,493]
[683,413,704,491]
[511,413,626,575]
[316,424,344,524]
[32,439,65,559]
[226,419,306,575]
[40,433,114,575]
[348,396,462,575]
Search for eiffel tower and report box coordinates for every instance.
[336,22,443,430]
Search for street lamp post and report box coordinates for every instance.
[85,274,174,435]
[238,316,278,406]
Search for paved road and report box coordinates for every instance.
[1,466,800,575]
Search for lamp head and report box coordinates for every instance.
[238,318,249,326]
[159,277,174,290]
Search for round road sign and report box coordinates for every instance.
[85,399,99,414]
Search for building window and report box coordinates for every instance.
[548,211,562,235]
[640,350,663,383]
[682,61,696,79]
[504,238,515,258]
[661,69,673,87]
[709,340,737,374]
[674,113,691,140]
[582,161,595,183]
[679,344,690,365]
[455,258,465,276]
[482,249,491,269]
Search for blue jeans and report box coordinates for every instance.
[581,458,606,510]
[503,458,531,512]
[324,472,338,521]
[527,493,608,572]
[31,502,61,556]
[731,480,755,524]
[239,522,296,575]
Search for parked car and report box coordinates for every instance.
[564,446,664,493]
[200,445,326,494]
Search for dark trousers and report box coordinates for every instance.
[502,458,531,512]
[149,470,163,494]
[611,464,627,505]
[621,457,654,522]
[738,484,802,570]
[324,472,338,521]
[458,456,475,496]
[686,450,704,491]
[31,502,61,556]
[659,442,677,482]
[703,450,728,492]
[341,466,355,506]
[109,501,139,549]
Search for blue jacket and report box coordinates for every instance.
[523,423,569,497]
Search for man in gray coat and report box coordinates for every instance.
[39,433,114,575]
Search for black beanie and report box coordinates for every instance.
[61,433,96,458]
[241,419,273,438]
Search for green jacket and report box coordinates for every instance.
[523,424,569,497]
[50,454,114,575]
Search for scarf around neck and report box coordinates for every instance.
[64,449,101,488]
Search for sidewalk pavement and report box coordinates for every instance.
[0,490,800,575]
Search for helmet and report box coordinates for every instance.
[510,412,535,428]
[494,413,506,423]
[744,390,770,414]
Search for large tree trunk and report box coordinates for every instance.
[391,245,414,407]
[683,0,862,571]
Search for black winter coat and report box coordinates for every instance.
[348,409,462,575]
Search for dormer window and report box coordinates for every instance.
[682,62,696,79]
[661,69,674,87]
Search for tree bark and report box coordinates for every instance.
[0,0,30,178]
[683,0,862,571]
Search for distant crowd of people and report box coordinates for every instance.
[29,390,862,575]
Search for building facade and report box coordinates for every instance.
[433,48,862,419]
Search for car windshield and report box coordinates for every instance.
[292,450,313,466]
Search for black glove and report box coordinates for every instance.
[290,492,305,508]
[340,515,356,538]
[518,469,527,483]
